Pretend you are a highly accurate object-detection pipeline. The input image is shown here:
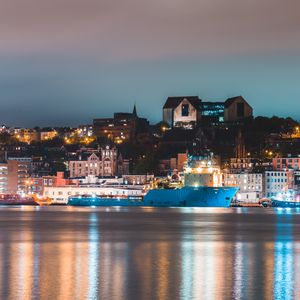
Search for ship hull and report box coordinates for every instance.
[271,199,300,208]
[0,194,36,206]
[68,187,238,208]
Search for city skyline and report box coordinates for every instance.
[1,0,300,126]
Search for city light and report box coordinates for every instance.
[197,167,203,173]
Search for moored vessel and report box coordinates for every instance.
[68,153,238,207]
[32,194,53,206]
[269,191,300,208]
[0,194,37,205]
[271,199,300,208]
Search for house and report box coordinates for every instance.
[163,96,201,128]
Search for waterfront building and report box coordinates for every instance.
[163,96,202,129]
[122,174,154,185]
[69,150,116,178]
[224,173,263,203]
[0,162,8,193]
[264,170,294,198]
[224,96,253,123]
[0,157,32,194]
[294,171,300,198]
[28,172,73,195]
[43,184,144,204]
[68,145,129,178]
[227,158,267,173]
[272,156,300,170]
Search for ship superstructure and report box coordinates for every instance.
[184,154,222,188]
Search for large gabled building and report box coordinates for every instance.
[68,145,129,178]
[163,96,202,129]
[163,95,253,128]
[224,96,253,123]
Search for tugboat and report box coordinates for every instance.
[68,153,238,207]
[271,192,300,208]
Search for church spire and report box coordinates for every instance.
[132,103,137,117]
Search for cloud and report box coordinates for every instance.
[0,0,299,61]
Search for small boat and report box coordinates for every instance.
[260,198,272,208]
[0,194,37,205]
[271,192,300,208]
[271,198,300,208]
[32,194,52,206]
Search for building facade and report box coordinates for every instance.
[264,170,294,199]
[93,105,150,144]
[0,158,32,194]
[40,130,57,141]
[163,96,201,129]
[201,102,225,124]
[272,157,300,171]
[13,128,40,144]
[224,96,253,123]
[224,173,263,202]
[0,163,8,193]
[68,146,129,178]
[44,185,144,204]
[227,158,266,173]
[29,172,73,196]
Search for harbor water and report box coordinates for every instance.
[0,206,300,299]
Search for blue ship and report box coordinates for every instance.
[67,154,238,208]
[68,186,238,207]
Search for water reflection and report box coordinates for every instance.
[1,207,300,299]
[274,212,294,300]
[88,213,99,299]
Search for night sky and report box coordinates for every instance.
[1,0,300,127]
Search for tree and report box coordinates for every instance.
[132,152,158,174]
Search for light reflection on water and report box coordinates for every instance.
[0,207,300,299]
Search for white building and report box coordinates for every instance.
[44,185,145,204]
[224,173,263,203]
[69,146,118,178]
[0,163,8,193]
[163,96,201,129]
[264,170,294,199]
